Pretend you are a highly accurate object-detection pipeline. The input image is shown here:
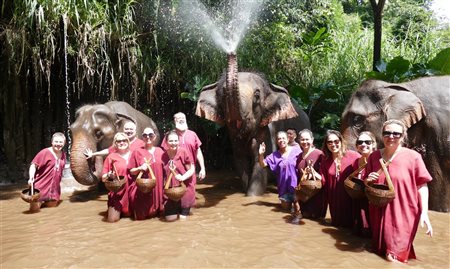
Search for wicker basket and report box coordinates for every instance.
[164,182,186,202]
[21,188,41,203]
[364,158,395,207]
[344,177,366,199]
[136,177,156,193]
[104,176,126,193]
[295,180,322,202]
[365,183,395,207]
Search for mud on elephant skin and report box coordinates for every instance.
[70,101,159,186]
[341,76,450,212]
[196,54,310,195]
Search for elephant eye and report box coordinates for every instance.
[253,89,261,102]
[95,130,103,139]
[351,115,364,129]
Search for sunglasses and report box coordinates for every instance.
[356,140,372,145]
[115,139,128,144]
[382,131,402,138]
[142,133,155,138]
[327,139,340,145]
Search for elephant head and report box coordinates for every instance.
[341,79,426,148]
[196,53,298,140]
[70,101,158,185]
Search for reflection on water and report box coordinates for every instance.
[1,170,449,268]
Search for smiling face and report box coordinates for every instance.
[167,133,179,152]
[356,133,374,157]
[382,122,404,150]
[276,132,288,150]
[326,134,341,155]
[123,121,137,140]
[113,132,130,152]
[142,127,156,147]
[299,131,313,152]
[51,135,66,153]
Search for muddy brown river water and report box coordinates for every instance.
[1,170,449,268]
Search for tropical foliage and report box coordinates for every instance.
[1,0,449,175]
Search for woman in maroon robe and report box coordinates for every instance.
[161,130,195,221]
[351,131,377,237]
[320,130,360,228]
[101,132,131,222]
[28,132,66,212]
[128,127,164,220]
[296,129,326,220]
[365,120,433,263]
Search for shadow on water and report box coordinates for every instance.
[0,184,25,201]
[322,227,371,253]
[68,185,106,203]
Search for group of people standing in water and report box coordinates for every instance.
[27,114,433,263]
[259,119,433,263]
[27,112,206,223]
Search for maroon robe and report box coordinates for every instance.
[161,148,195,209]
[351,158,371,237]
[127,147,164,220]
[161,129,202,184]
[296,149,327,218]
[321,150,360,228]
[102,153,130,215]
[365,148,432,262]
[31,148,66,202]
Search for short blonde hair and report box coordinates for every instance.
[113,132,130,146]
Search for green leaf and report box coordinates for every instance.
[428,47,450,75]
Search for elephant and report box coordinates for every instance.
[70,101,159,185]
[341,75,450,212]
[196,53,310,196]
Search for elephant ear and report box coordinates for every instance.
[260,83,298,126]
[384,85,426,128]
[195,82,225,125]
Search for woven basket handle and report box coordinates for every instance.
[349,157,367,179]
[379,158,395,191]
[144,157,156,179]
[164,160,178,190]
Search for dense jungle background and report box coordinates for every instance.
[1,0,449,182]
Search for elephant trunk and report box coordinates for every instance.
[226,52,242,123]
[70,132,101,185]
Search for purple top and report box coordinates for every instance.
[265,146,302,197]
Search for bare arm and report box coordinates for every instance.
[84,148,110,159]
[418,183,433,237]
[258,142,267,168]
[175,163,196,182]
[28,163,37,184]
[196,148,206,180]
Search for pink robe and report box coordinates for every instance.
[127,147,164,220]
[296,149,327,218]
[351,158,370,236]
[321,150,360,228]
[364,148,432,262]
[161,129,202,184]
[31,148,66,202]
[161,148,195,209]
[102,153,130,215]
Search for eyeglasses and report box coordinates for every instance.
[356,140,372,146]
[142,133,155,138]
[115,139,128,144]
[327,140,340,145]
[382,131,402,138]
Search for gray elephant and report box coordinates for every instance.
[196,53,310,196]
[341,76,450,212]
[70,101,159,185]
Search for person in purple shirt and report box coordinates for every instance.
[258,131,302,224]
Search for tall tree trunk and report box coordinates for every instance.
[370,0,386,71]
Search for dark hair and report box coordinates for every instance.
[321,129,347,159]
